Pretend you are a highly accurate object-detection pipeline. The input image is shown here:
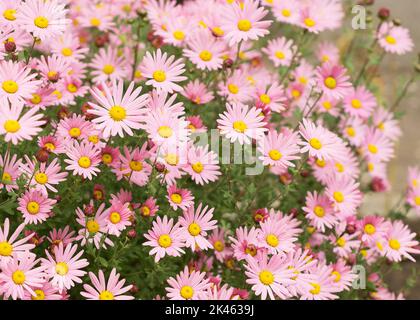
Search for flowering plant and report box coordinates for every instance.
[0,0,419,300]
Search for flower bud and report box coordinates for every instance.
[127,229,137,239]
[4,40,16,53]
[223,58,234,69]
[36,148,49,163]
[378,7,390,20]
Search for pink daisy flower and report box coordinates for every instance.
[229,226,261,261]
[16,0,70,41]
[372,107,402,142]
[343,86,377,119]
[0,253,46,300]
[272,0,301,25]
[0,152,22,192]
[380,221,420,262]
[88,80,148,138]
[0,0,21,28]
[81,268,134,300]
[316,41,340,64]
[184,144,221,185]
[285,249,318,297]
[302,191,338,233]
[204,284,239,300]
[315,62,352,100]
[183,30,226,71]
[325,175,362,217]
[139,197,159,217]
[257,129,301,169]
[221,0,272,46]
[105,201,132,236]
[244,252,294,300]
[36,54,72,84]
[300,264,339,300]
[47,226,76,249]
[20,157,68,194]
[89,47,129,84]
[217,102,267,145]
[362,128,394,163]
[50,32,89,62]
[218,70,253,104]
[377,22,414,55]
[208,228,230,263]
[17,189,56,225]
[329,259,358,292]
[42,242,89,293]
[178,203,217,251]
[254,82,287,113]
[166,266,210,300]
[22,281,63,300]
[140,49,187,93]
[330,230,361,259]
[64,140,101,180]
[166,184,194,211]
[356,216,390,246]
[116,144,153,187]
[262,36,296,67]
[56,114,94,141]
[0,103,45,145]
[181,80,214,105]
[0,218,35,264]
[298,0,344,34]
[144,215,185,263]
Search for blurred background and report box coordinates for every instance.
[358,0,420,298]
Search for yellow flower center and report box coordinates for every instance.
[141,206,150,216]
[108,105,126,121]
[260,94,271,104]
[86,220,100,233]
[99,290,114,300]
[385,35,396,45]
[364,223,376,235]
[90,18,101,27]
[32,290,45,300]
[237,19,252,31]
[153,70,166,82]
[322,101,332,110]
[55,262,69,276]
[310,283,321,294]
[214,240,224,252]
[324,77,337,89]
[164,153,179,166]
[158,125,173,138]
[27,201,40,215]
[103,64,115,75]
[3,120,20,133]
[158,234,172,248]
[368,144,378,154]
[2,80,19,94]
[268,149,282,161]
[351,99,362,109]
[199,50,213,62]
[346,126,356,137]
[274,51,285,60]
[314,205,325,217]
[102,154,112,164]
[192,162,204,173]
[316,158,326,167]
[180,286,194,299]
[335,163,345,173]
[309,138,322,150]
[188,222,201,236]
[170,193,182,204]
[212,27,224,37]
[34,16,49,29]
[61,48,73,57]
[304,18,316,27]
[67,83,78,93]
[34,172,48,184]
[108,212,121,224]
[78,156,91,168]
[291,89,301,99]
[266,234,279,247]
[173,30,185,41]
[0,241,13,256]
[333,191,344,203]
[3,9,16,21]
[282,9,291,17]
[336,237,346,247]
[227,83,239,94]
[233,120,247,133]
[259,270,274,285]
[31,94,42,105]
[129,160,143,171]
[414,196,420,206]
[389,239,400,250]
[12,270,26,285]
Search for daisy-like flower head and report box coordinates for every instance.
[380,220,420,262]
[218,70,253,104]
[0,152,22,192]
[89,80,148,138]
[116,144,153,187]
[325,175,362,217]
[262,36,296,67]
[47,226,76,249]
[140,49,187,93]
[89,47,129,84]
[362,128,394,163]
[56,114,94,141]
[22,281,63,300]
[255,82,287,113]
[330,229,361,259]
[302,191,338,233]
[17,189,56,225]
[229,226,261,261]
[144,215,185,263]
[16,0,70,41]
[36,54,72,84]
[184,144,221,186]
[183,29,226,71]
[300,264,340,300]
[258,129,301,169]
[105,201,132,236]
[139,197,159,218]
[356,216,390,246]
[0,252,46,300]
[316,41,340,65]
[298,0,344,34]
[221,0,272,46]
[166,184,194,211]
[0,60,42,107]
[244,252,294,300]
[204,284,239,300]
[0,0,21,28]
[179,203,217,252]
[315,62,352,100]
[166,266,210,300]
[64,140,101,180]
[81,268,134,300]
[0,103,45,145]
[0,218,35,264]
[217,102,267,145]
[42,242,89,293]
[285,248,318,297]
[181,80,214,105]
[343,86,377,119]
[378,22,414,55]
[372,107,402,142]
